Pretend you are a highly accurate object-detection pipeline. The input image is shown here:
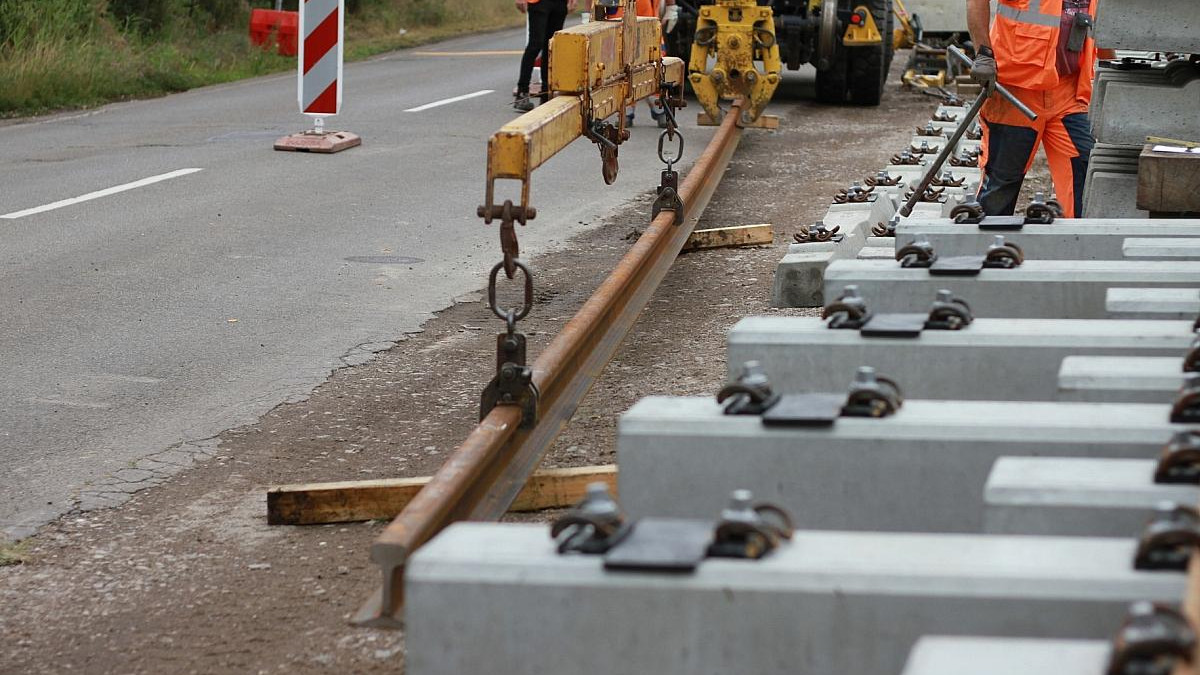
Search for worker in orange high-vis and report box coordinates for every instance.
[514,0,578,112]
[598,0,678,127]
[967,0,1106,218]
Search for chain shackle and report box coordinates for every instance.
[658,127,684,169]
[488,259,534,325]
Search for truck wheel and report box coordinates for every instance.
[815,55,849,104]
[846,0,891,105]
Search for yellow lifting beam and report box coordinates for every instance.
[479,2,686,237]
[688,0,781,126]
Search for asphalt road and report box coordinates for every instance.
[0,24,718,540]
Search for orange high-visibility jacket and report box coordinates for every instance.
[990,0,1098,100]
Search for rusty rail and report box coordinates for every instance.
[353,100,746,627]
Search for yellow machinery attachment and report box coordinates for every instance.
[479,1,686,273]
[688,0,781,126]
[841,4,883,46]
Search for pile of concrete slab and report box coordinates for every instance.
[1083,0,1200,217]
[402,106,1200,675]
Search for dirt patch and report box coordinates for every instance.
[0,63,1044,673]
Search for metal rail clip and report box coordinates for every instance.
[824,287,972,338]
[707,490,794,560]
[897,236,1023,276]
[551,482,631,554]
[1170,374,1200,424]
[1106,601,1197,675]
[1133,502,1200,571]
[1154,431,1200,485]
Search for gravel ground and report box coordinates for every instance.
[0,58,1052,674]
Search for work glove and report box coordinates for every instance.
[971,53,997,89]
[662,4,679,34]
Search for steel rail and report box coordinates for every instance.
[354,100,746,628]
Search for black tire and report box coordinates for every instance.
[815,53,849,104]
[883,0,895,70]
[845,0,890,105]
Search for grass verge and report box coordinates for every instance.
[0,540,31,567]
[0,0,525,119]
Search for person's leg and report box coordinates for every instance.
[517,4,551,97]
[540,0,568,93]
[976,120,1040,216]
[1040,112,1094,218]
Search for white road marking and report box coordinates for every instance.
[405,89,494,113]
[1,168,204,219]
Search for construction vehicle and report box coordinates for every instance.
[667,0,893,123]
[890,0,971,89]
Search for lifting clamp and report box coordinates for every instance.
[478,0,687,278]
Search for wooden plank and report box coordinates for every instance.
[682,223,773,252]
[267,464,618,526]
[1138,144,1200,214]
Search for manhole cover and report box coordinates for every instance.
[344,256,424,264]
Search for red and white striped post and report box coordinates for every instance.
[274,0,361,153]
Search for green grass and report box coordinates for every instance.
[0,0,525,118]
[0,539,31,567]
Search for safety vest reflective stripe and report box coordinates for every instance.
[995,3,1060,27]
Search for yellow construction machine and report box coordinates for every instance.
[671,0,892,125]
[889,0,971,89]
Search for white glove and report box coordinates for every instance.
[662,4,679,34]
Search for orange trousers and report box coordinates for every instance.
[977,74,1095,218]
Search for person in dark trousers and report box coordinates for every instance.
[514,0,576,112]
[967,0,1111,218]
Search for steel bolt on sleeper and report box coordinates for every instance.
[794,221,842,244]
[1154,431,1200,485]
[1106,602,1196,675]
[552,485,794,568]
[1134,502,1200,571]
[823,285,973,336]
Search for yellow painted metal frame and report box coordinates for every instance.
[687,0,781,125]
[892,0,916,50]
[842,4,884,46]
[481,4,685,224]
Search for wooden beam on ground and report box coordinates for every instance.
[682,223,773,252]
[267,464,618,526]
